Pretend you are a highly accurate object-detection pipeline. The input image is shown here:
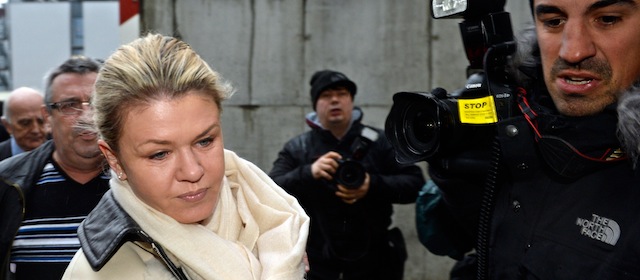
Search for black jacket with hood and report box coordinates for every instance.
[269,107,425,276]
[423,27,640,279]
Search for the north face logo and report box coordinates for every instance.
[576,214,620,246]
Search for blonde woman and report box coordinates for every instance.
[62,34,309,280]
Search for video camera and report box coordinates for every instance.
[385,0,518,166]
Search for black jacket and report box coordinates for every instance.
[269,108,425,277]
[428,96,640,279]
[0,140,55,279]
[0,139,11,162]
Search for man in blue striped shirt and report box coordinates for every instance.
[0,56,110,280]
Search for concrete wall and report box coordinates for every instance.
[141,1,532,279]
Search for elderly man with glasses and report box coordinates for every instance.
[0,56,110,280]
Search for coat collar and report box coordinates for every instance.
[77,190,147,271]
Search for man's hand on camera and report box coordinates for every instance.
[311,151,341,180]
[336,173,370,204]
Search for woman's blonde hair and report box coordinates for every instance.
[93,33,233,152]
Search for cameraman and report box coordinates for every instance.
[423,0,640,279]
[269,70,424,280]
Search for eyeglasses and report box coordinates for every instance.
[47,100,91,116]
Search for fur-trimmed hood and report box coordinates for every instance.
[617,85,640,167]
[510,24,640,168]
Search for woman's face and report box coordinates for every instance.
[104,91,225,224]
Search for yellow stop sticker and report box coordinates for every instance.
[458,96,498,124]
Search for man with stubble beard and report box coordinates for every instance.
[419,0,640,279]
[0,56,110,280]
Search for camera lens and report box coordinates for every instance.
[335,159,366,189]
[414,112,436,143]
[406,107,439,149]
[386,92,456,163]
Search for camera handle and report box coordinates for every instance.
[350,126,379,161]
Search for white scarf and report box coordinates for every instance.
[111,149,310,280]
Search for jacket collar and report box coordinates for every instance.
[0,140,55,189]
[305,106,363,131]
[77,190,147,271]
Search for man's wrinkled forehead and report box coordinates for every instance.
[531,0,638,12]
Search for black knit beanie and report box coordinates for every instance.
[309,70,357,110]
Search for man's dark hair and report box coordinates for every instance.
[43,56,103,106]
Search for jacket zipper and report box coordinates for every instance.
[138,230,190,280]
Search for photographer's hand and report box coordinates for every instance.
[311,151,341,181]
[336,173,370,204]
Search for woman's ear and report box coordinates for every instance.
[98,139,127,180]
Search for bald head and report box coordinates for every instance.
[1,87,47,152]
[3,87,44,121]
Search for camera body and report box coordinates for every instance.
[385,3,518,165]
[333,126,379,189]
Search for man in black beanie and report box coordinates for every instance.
[269,70,424,280]
[308,70,357,110]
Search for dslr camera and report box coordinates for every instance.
[385,0,518,167]
[334,127,378,189]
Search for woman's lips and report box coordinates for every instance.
[178,188,208,202]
